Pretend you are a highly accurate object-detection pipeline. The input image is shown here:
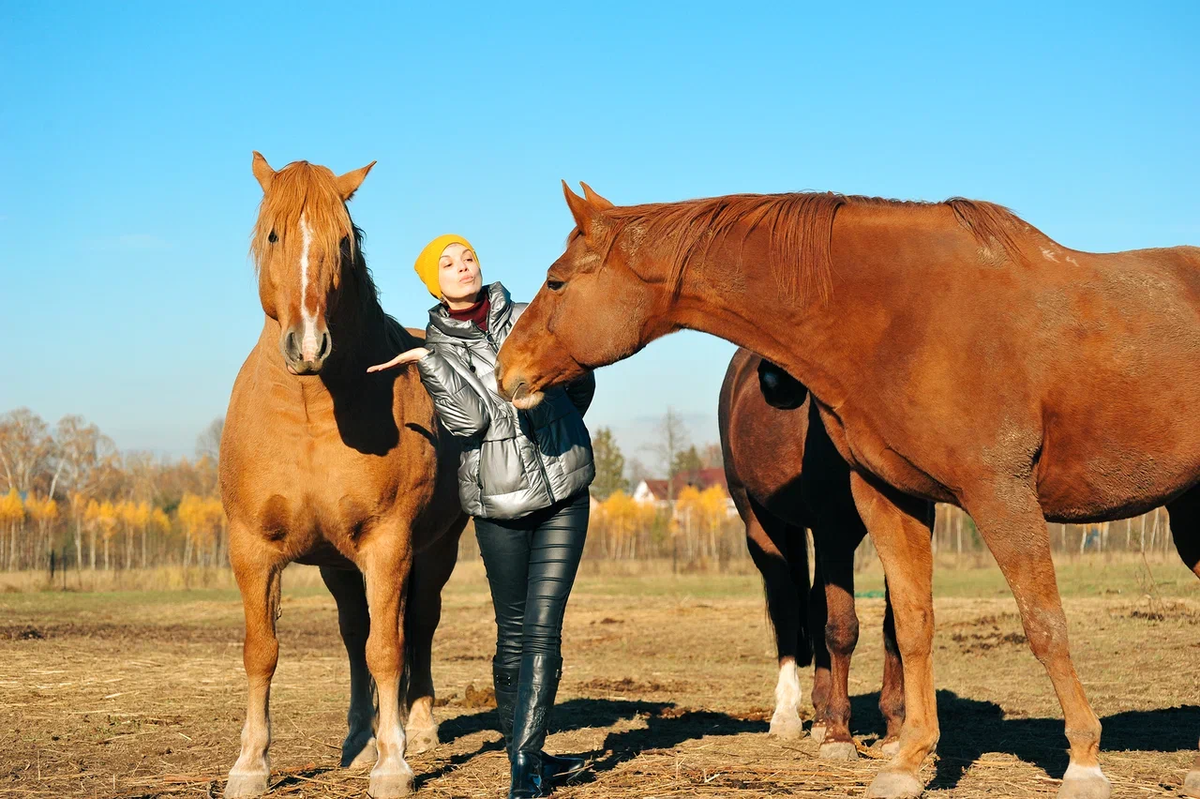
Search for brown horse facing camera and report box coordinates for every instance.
[721,349,920,760]
[219,154,467,798]
[495,183,1200,799]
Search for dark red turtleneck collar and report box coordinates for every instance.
[447,292,490,332]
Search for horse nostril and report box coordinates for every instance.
[317,331,331,360]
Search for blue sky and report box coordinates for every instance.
[1,1,1197,460]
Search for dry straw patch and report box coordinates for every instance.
[0,559,1196,798]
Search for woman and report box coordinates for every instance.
[369,235,595,798]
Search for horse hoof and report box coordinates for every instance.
[880,739,901,757]
[810,724,827,744]
[368,766,414,798]
[224,770,269,798]
[1058,765,1111,799]
[866,769,924,799]
[769,712,805,740]
[819,740,859,761]
[1184,769,1200,798]
[405,725,439,755]
[343,735,377,769]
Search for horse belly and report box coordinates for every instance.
[1037,419,1200,522]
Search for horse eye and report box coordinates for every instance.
[547,278,565,292]
[268,230,278,243]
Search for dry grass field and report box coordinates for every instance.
[1,556,1198,798]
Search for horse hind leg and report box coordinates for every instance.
[964,481,1109,799]
[401,528,461,755]
[812,514,862,762]
[1165,489,1200,798]
[225,528,286,798]
[743,497,807,740]
[320,566,377,769]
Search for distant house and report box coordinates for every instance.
[632,468,738,517]
[632,479,671,507]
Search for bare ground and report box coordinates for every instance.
[1,558,1198,798]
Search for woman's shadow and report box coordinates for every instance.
[418,697,761,789]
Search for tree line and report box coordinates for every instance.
[0,406,1179,580]
[0,409,227,573]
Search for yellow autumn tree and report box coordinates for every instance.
[0,489,25,571]
[177,493,224,567]
[698,485,731,560]
[85,499,119,570]
[673,485,703,558]
[147,506,170,568]
[599,490,642,558]
[24,493,59,569]
[116,500,152,570]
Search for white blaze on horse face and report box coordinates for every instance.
[298,213,319,361]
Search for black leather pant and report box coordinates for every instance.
[474,492,589,669]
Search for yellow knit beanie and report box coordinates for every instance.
[414,234,476,299]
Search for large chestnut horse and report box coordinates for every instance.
[496,183,1200,799]
[219,154,467,798]
[721,349,911,760]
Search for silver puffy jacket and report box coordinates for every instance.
[414,282,596,520]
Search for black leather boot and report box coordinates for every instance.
[493,659,519,753]
[508,653,586,798]
[496,658,584,791]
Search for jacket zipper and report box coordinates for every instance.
[483,328,556,505]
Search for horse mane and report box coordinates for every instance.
[603,192,1027,302]
[249,160,413,351]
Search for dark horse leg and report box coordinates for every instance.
[808,514,862,761]
[802,402,911,760]
[320,567,377,768]
[1165,488,1200,798]
[402,527,462,754]
[742,494,811,740]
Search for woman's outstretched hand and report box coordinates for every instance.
[367,347,430,373]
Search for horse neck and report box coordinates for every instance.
[322,255,400,380]
[669,228,867,410]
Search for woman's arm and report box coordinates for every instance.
[368,347,492,437]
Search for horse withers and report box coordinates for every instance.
[495,182,1200,799]
[721,349,913,760]
[219,154,468,798]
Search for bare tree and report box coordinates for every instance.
[700,443,724,470]
[627,457,651,489]
[54,415,116,568]
[642,408,690,500]
[196,417,224,462]
[0,408,56,494]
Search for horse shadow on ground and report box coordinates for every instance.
[850,690,1200,791]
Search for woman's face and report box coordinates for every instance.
[438,243,483,306]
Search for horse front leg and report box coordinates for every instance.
[226,528,286,798]
[320,566,377,768]
[359,533,415,798]
[849,473,937,799]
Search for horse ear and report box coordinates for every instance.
[252,151,275,192]
[580,182,614,210]
[563,180,603,238]
[336,161,377,201]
